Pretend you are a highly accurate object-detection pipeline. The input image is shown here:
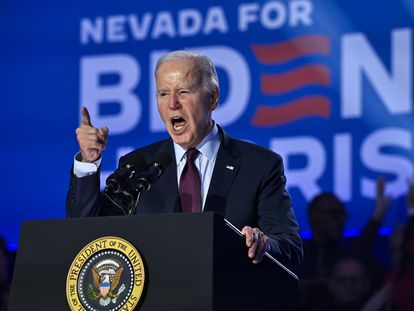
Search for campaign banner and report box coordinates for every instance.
[1,0,413,246]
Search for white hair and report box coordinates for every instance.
[155,50,219,94]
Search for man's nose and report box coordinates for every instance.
[168,93,181,110]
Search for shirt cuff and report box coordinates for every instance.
[73,152,102,178]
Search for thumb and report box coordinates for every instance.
[80,106,92,127]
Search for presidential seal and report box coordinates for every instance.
[67,236,145,311]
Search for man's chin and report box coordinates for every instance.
[169,130,201,149]
[171,135,191,149]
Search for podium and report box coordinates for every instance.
[9,212,298,310]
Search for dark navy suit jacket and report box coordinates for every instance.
[66,126,303,266]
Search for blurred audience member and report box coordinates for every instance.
[388,224,405,270]
[355,178,414,311]
[380,180,414,311]
[364,218,414,311]
[299,177,391,310]
[315,255,372,311]
[353,176,391,286]
[299,192,348,309]
[300,192,347,280]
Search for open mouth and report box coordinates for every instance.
[171,116,186,131]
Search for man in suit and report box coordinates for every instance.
[67,50,303,266]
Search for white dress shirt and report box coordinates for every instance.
[73,153,101,177]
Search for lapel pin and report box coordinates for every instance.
[226,165,234,170]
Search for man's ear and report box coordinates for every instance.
[210,87,219,111]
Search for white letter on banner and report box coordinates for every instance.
[334,133,352,201]
[149,46,250,132]
[80,54,141,134]
[201,46,250,126]
[270,137,325,200]
[203,7,228,34]
[149,50,168,132]
[361,128,413,198]
[129,13,153,40]
[289,0,313,26]
[238,3,259,31]
[341,28,412,118]
[80,17,104,45]
[151,11,176,39]
[179,9,202,37]
[261,1,287,30]
[107,15,127,43]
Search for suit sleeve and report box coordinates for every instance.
[66,166,102,217]
[66,160,131,217]
[257,154,303,267]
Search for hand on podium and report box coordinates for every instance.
[242,226,270,264]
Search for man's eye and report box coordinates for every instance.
[158,92,167,97]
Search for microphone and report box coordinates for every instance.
[105,153,146,194]
[132,152,172,193]
[104,152,172,216]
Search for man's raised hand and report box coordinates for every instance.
[75,106,109,162]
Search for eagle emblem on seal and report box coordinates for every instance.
[87,259,126,306]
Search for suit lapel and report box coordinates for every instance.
[204,127,240,216]
[158,162,180,213]
[145,140,180,213]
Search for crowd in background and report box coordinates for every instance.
[299,176,414,311]
[1,176,414,310]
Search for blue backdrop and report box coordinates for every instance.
[1,0,413,248]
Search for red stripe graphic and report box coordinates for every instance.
[261,64,331,95]
[251,95,331,127]
[251,35,330,64]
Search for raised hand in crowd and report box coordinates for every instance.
[406,176,414,215]
[373,176,392,223]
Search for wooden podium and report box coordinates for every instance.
[9,212,298,310]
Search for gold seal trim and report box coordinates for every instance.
[66,236,145,311]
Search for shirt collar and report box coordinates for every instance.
[174,122,220,164]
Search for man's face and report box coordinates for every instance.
[156,58,218,149]
[309,196,346,242]
[329,259,369,303]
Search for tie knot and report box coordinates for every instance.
[186,148,199,162]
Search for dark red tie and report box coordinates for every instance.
[179,148,201,213]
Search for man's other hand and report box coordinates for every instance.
[242,226,270,264]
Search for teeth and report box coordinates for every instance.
[171,116,186,131]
